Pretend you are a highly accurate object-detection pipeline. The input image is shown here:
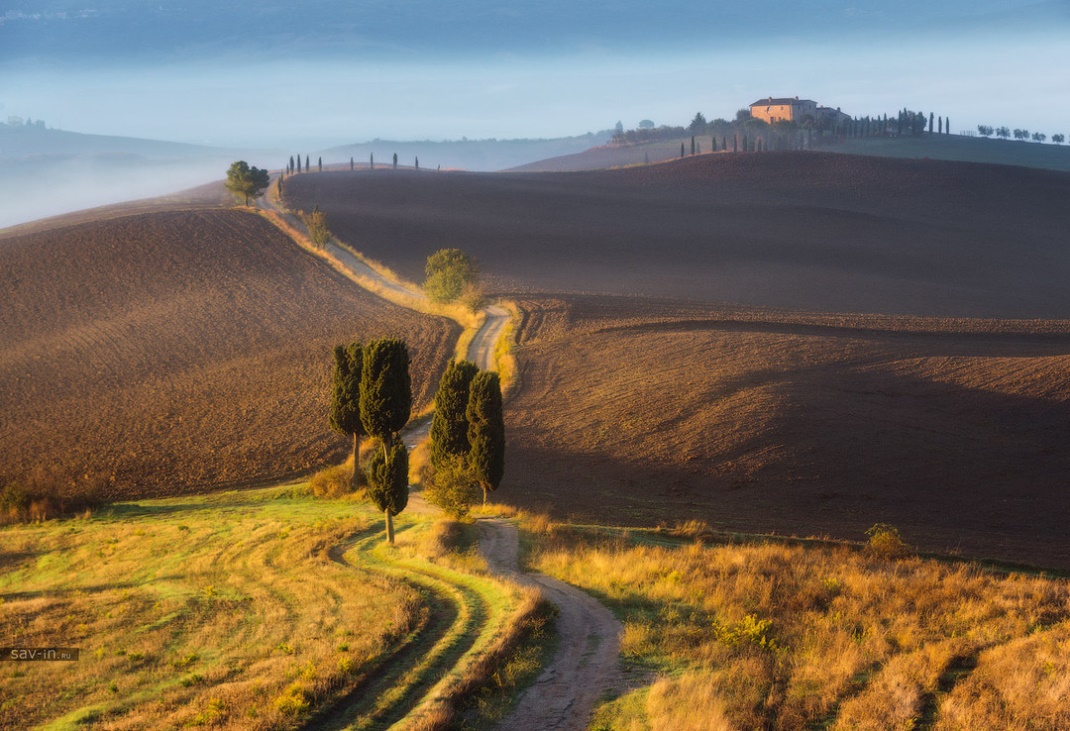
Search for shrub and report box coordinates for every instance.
[423,459,480,519]
[302,207,331,248]
[865,523,911,559]
[423,248,480,304]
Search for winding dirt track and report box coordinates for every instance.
[479,519,624,731]
[262,177,621,729]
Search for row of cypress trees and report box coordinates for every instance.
[427,360,505,508]
[329,338,412,543]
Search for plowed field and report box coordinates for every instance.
[0,209,458,499]
[285,152,1070,319]
[504,295,1070,569]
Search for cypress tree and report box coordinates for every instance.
[466,371,505,505]
[393,153,398,169]
[946,117,950,135]
[415,156,419,169]
[733,135,738,153]
[359,338,412,451]
[370,152,374,169]
[938,116,943,134]
[350,157,354,171]
[690,136,695,155]
[318,156,322,172]
[929,113,934,134]
[429,360,479,470]
[328,342,363,488]
[722,136,727,151]
[366,442,408,543]
[305,154,310,171]
[289,155,295,173]
[742,134,748,152]
[680,142,685,158]
[297,155,302,173]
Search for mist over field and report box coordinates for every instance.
[0,0,1068,224]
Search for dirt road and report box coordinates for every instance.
[479,519,623,731]
[263,175,624,728]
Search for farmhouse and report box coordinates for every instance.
[750,97,818,124]
[750,97,850,127]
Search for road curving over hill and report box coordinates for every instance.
[259,176,622,729]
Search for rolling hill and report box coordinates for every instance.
[0,208,458,500]
[287,153,1070,568]
[286,152,1070,319]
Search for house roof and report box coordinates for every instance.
[750,97,816,107]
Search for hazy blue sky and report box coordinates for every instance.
[2,0,1068,147]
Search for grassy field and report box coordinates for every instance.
[524,519,1070,731]
[0,486,539,730]
[285,153,1070,318]
[0,208,458,502]
[502,295,1070,570]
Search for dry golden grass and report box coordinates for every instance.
[0,209,457,500]
[0,486,422,730]
[504,294,1070,569]
[530,525,1070,730]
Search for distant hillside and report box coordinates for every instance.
[321,132,612,172]
[0,124,219,158]
[514,132,1070,174]
[0,208,457,499]
[818,134,1070,173]
[0,124,255,229]
[287,152,1070,319]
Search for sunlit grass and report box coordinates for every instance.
[528,523,1070,730]
[0,485,420,729]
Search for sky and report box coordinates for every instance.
[1,0,1068,148]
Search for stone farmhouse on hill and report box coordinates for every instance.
[750,97,850,126]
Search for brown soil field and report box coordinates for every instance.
[503,295,1070,570]
[0,208,458,500]
[285,152,1070,319]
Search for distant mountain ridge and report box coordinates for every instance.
[321,132,612,172]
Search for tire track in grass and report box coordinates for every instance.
[315,521,511,731]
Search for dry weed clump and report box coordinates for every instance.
[309,457,360,499]
[0,487,422,730]
[532,528,1070,730]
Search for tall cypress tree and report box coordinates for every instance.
[305,154,310,171]
[393,153,398,169]
[370,152,374,169]
[359,338,412,543]
[289,155,295,174]
[296,155,302,173]
[350,157,354,171]
[467,371,505,505]
[366,442,408,543]
[430,360,479,470]
[328,343,363,488]
[359,338,412,451]
[680,142,685,158]
[318,156,322,172]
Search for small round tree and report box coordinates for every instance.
[423,248,479,304]
[328,342,363,488]
[224,160,270,205]
[466,371,505,504]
